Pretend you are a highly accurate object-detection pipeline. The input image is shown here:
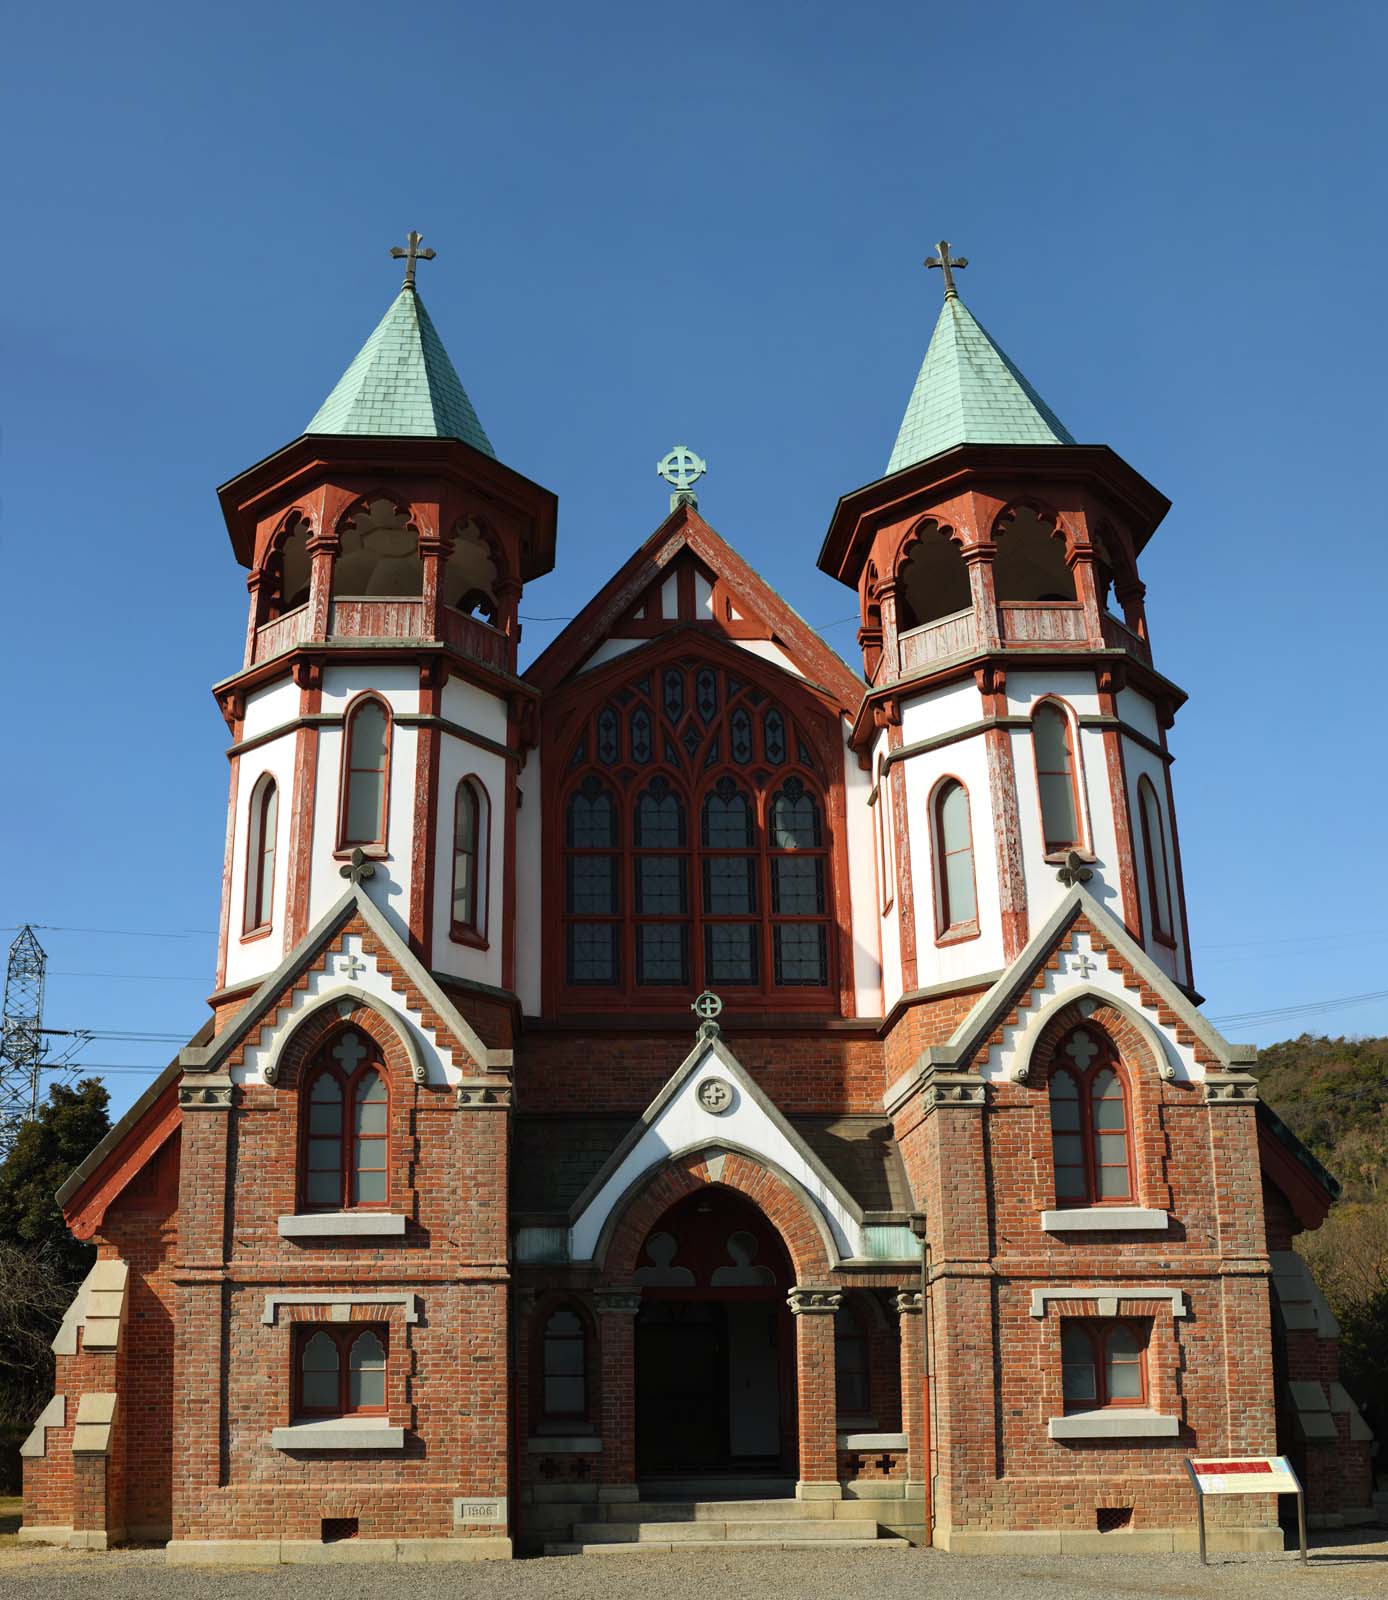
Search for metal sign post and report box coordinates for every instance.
[1184,1456,1307,1565]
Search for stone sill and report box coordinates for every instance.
[271,1420,405,1451]
[837,1431,908,1450]
[527,1436,602,1454]
[278,1213,408,1238]
[1047,1408,1180,1440]
[1041,1207,1169,1233]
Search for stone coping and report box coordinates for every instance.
[278,1212,409,1238]
[167,1537,511,1565]
[1047,1407,1181,1440]
[270,1419,406,1451]
[836,1431,908,1450]
[1041,1207,1169,1232]
[936,1525,1282,1555]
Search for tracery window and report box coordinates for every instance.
[1048,1027,1133,1205]
[1032,701,1082,853]
[452,778,489,942]
[339,695,390,850]
[930,778,976,938]
[295,1325,388,1418]
[560,663,834,1001]
[1060,1320,1147,1412]
[300,1029,390,1211]
[1137,777,1174,944]
[541,1307,588,1421]
[244,774,278,934]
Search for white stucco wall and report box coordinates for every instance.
[431,732,509,988]
[224,730,298,991]
[1123,734,1187,984]
[241,677,301,741]
[515,748,543,1014]
[842,725,882,1016]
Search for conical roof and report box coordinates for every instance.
[304,286,494,455]
[886,294,1073,475]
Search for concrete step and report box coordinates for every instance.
[572,1518,878,1544]
[638,1477,795,1498]
[545,1537,910,1556]
[608,1498,872,1523]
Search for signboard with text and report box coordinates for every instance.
[1184,1455,1305,1564]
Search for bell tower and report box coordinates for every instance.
[820,244,1192,1012]
[210,235,557,1006]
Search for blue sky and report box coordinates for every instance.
[2,1,1384,1121]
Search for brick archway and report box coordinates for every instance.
[599,1148,838,1285]
[1016,990,1171,1088]
[266,993,422,1093]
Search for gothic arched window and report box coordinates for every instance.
[300,1030,390,1211]
[930,778,976,938]
[1032,701,1083,853]
[1137,777,1173,944]
[1048,1027,1132,1206]
[541,1307,588,1421]
[339,695,390,850]
[295,1325,389,1418]
[452,778,490,943]
[244,774,278,935]
[559,663,834,1003]
[1061,1321,1146,1412]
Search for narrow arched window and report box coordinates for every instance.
[834,1303,870,1415]
[541,1308,587,1420]
[875,756,895,913]
[296,1324,389,1418]
[769,779,828,985]
[244,775,278,934]
[1137,777,1173,943]
[1048,1027,1133,1206]
[340,697,390,849]
[1033,702,1082,853]
[931,779,976,937]
[298,1329,340,1415]
[1061,1321,1147,1412]
[452,778,489,941]
[300,1030,390,1212]
[565,777,620,985]
[634,779,689,986]
[348,1330,387,1411]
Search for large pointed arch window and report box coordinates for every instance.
[339,695,391,850]
[295,1325,389,1418]
[1137,777,1174,944]
[559,662,835,1004]
[1032,701,1083,853]
[930,778,977,939]
[244,774,278,935]
[1048,1027,1133,1206]
[451,778,490,943]
[300,1029,390,1211]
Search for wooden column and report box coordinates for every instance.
[789,1287,841,1497]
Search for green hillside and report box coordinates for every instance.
[1258,1033,1388,1201]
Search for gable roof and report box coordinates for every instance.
[304,286,495,455]
[524,501,864,707]
[886,293,1074,476]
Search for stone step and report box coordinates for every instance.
[572,1518,878,1544]
[638,1477,795,1499]
[546,1538,910,1556]
[609,1498,871,1523]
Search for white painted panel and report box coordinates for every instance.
[307,725,415,943]
[843,729,881,1018]
[1123,735,1186,984]
[660,572,679,617]
[1004,669,1100,717]
[224,732,298,991]
[242,677,301,741]
[900,678,983,743]
[320,663,420,714]
[441,677,509,745]
[1116,686,1161,742]
[575,637,644,676]
[730,638,803,677]
[695,571,714,615]
[515,750,543,1014]
[431,735,507,988]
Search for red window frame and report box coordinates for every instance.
[1137,776,1175,945]
[450,777,489,945]
[292,1323,390,1419]
[1048,1028,1134,1207]
[243,775,278,935]
[298,1033,391,1212]
[930,776,979,942]
[539,1304,590,1423]
[1032,700,1084,854]
[1060,1319,1148,1412]
[337,693,392,852]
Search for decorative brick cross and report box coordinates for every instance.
[1074,953,1098,979]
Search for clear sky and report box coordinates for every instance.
[2,1,1385,1122]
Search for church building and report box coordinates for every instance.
[19,238,1373,1561]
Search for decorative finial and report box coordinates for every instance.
[925,240,969,301]
[657,444,707,512]
[339,848,377,886]
[390,229,437,291]
[691,989,723,1040]
[1056,850,1093,888]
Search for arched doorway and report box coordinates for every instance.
[632,1188,795,1478]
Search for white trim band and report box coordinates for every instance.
[1048,1409,1181,1440]
[260,1292,419,1325]
[1041,1208,1169,1233]
[1029,1287,1188,1319]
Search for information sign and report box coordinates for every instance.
[1184,1456,1305,1564]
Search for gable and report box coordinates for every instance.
[526,502,863,708]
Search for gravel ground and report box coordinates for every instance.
[1,1532,1386,1600]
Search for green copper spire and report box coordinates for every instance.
[886,277,1074,476]
[305,284,495,456]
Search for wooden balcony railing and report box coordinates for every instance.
[329,598,427,639]
[898,608,976,673]
[442,606,509,672]
[998,602,1088,647]
[252,598,512,674]
[252,604,311,663]
[1100,611,1152,664]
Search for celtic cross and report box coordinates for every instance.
[925,240,969,300]
[657,444,707,511]
[391,229,436,290]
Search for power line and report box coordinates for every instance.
[1208,988,1388,1028]
[50,971,206,984]
[0,925,215,940]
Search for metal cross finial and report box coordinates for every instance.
[691,989,723,1039]
[925,240,969,301]
[390,229,436,290]
[657,444,707,512]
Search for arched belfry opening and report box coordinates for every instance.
[263,512,311,619]
[895,520,971,631]
[332,499,423,596]
[444,518,500,624]
[632,1187,796,1479]
[992,506,1075,603]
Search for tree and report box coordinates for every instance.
[0,1078,110,1288]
